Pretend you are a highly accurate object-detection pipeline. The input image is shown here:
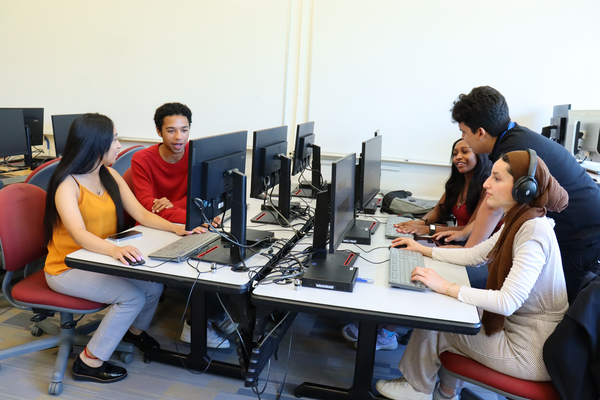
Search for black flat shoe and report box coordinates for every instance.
[72,356,127,383]
[123,330,161,352]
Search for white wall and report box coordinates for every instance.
[3,0,600,197]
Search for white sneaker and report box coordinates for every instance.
[179,320,231,348]
[346,326,398,351]
[207,322,230,348]
[209,314,239,335]
[432,381,459,400]
[376,377,431,400]
[342,324,359,342]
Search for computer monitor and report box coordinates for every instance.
[345,133,382,241]
[329,153,357,253]
[249,125,298,225]
[358,134,382,213]
[0,109,29,160]
[52,114,83,157]
[0,108,44,147]
[566,110,600,159]
[291,121,322,198]
[542,104,571,145]
[302,153,359,292]
[186,130,270,266]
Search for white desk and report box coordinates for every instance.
[251,210,481,399]
[65,198,310,379]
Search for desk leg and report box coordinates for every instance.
[294,320,377,399]
[144,287,243,380]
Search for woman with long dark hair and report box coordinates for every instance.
[378,150,568,400]
[44,114,203,383]
[342,140,493,351]
[395,139,492,236]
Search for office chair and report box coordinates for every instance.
[122,168,136,229]
[25,157,61,191]
[439,351,561,400]
[0,184,133,395]
[111,145,144,176]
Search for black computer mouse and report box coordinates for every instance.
[123,256,145,266]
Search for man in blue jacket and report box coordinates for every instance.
[450,86,600,304]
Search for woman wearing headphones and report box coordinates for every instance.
[377,150,568,400]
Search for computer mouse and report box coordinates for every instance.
[123,256,145,266]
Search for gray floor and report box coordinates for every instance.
[0,297,503,399]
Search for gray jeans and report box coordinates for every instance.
[46,269,163,361]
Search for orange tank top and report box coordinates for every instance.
[45,179,117,276]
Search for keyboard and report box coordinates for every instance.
[385,215,415,238]
[388,248,427,291]
[148,232,221,262]
[579,160,600,174]
[0,175,27,185]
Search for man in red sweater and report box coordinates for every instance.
[131,103,190,223]
[131,102,236,348]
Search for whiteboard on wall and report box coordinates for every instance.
[308,0,600,165]
[0,0,289,141]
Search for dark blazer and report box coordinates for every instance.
[543,273,600,400]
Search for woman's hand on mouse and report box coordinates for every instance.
[111,245,143,265]
[390,237,433,257]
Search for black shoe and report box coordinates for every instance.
[72,356,127,383]
[123,330,161,352]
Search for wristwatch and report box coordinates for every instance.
[429,224,436,235]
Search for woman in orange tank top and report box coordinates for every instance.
[44,114,205,383]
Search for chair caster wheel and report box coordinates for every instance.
[143,357,151,364]
[31,325,44,337]
[48,381,63,395]
[120,352,133,364]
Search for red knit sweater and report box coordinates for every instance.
[131,143,188,224]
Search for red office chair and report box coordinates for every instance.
[111,145,144,176]
[25,157,61,191]
[440,351,561,400]
[122,168,136,229]
[0,184,133,396]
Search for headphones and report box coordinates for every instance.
[512,148,538,203]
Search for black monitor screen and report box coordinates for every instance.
[0,109,29,159]
[52,114,83,157]
[292,122,315,176]
[329,153,356,254]
[0,108,44,146]
[551,104,571,145]
[250,125,287,198]
[186,130,247,230]
[361,135,382,209]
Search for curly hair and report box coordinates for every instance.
[450,86,511,137]
[154,102,192,130]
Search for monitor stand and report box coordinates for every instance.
[302,251,359,292]
[362,198,381,215]
[199,171,273,267]
[251,156,300,226]
[343,219,380,245]
[292,144,323,198]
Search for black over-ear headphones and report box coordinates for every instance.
[512,148,538,203]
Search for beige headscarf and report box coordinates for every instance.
[482,150,569,336]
